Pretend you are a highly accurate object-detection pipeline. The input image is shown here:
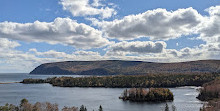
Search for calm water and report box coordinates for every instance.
[0,73,204,111]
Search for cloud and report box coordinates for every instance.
[73,50,100,56]
[59,0,116,19]
[0,38,20,49]
[0,17,110,49]
[0,39,106,72]
[0,38,42,72]
[105,40,220,62]
[29,48,71,58]
[176,43,179,46]
[165,42,220,61]
[106,41,166,56]
[106,44,219,63]
[0,38,219,73]
[29,48,102,59]
[199,6,220,43]
[1,4,220,73]
[205,5,220,16]
[94,7,203,40]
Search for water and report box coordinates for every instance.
[0,73,203,111]
[0,73,87,83]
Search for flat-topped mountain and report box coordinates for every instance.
[30,60,220,75]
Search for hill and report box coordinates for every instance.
[30,60,220,75]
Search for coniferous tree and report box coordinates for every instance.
[80,105,87,111]
[165,103,169,111]
[99,105,103,111]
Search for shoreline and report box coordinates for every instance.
[0,82,19,84]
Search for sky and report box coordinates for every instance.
[0,0,220,73]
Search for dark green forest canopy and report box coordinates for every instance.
[22,73,220,88]
[119,88,174,102]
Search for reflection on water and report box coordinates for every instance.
[0,73,203,111]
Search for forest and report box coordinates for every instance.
[197,77,220,111]
[119,88,173,102]
[0,98,176,111]
[0,99,103,111]
[22,73,220,88]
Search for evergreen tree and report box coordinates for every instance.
[165,103,169,111]
[99,105,103,111]
[80,105,87,111]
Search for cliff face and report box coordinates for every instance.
[30,60,220,75]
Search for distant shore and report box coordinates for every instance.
[0,82,19,84]
[21,73,220,88]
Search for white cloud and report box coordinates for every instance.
[73,50,100,56]
[91,0,103,7]
[59,0,116,19]
[95,7,203,40]
[0,39,42,72]
[106,41,166,56]
[105,40,220,62]
[29,48,71,58]
[29,49,102,59]
[0,39,106,72]
[205,6,220,16]
[0,17,110,49]
[199,6,220,44]
[0,38,20,49]
[1,5,220,73]
[176,43,179,46]
[161,42,220,61]
[0,38,219,73]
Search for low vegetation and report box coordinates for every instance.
[0,99,103,111]
[119,88,173,102]
[197,77,220,111]
[22,73,220,88]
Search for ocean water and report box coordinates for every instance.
[0,73,204,111]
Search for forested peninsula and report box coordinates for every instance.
[22,73,220,88]
[197,77,220,111]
